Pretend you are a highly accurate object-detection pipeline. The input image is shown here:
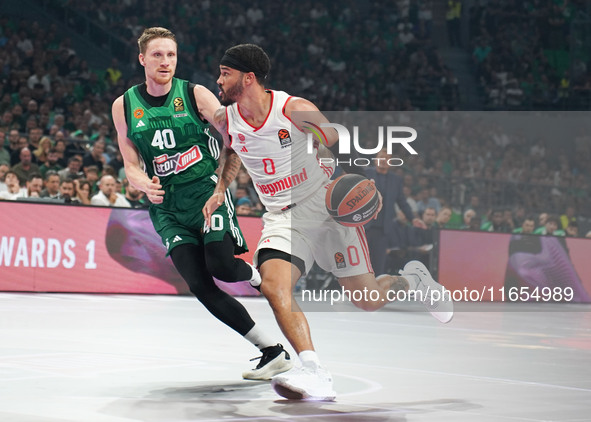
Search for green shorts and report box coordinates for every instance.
[149,176,247,256]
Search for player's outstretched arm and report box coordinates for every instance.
[193,84,222,127]
[286,97,365,177]
[202,107,242,226]
[284,97,339,148]
[112,96,164,204]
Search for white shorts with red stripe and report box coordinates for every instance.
[253,182,373,278]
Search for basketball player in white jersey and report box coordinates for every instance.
[203,44,453,401]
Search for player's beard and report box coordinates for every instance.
[219,78,244,106]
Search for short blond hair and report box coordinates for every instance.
[137,27,176,55]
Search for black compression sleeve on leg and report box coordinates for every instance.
[170,243,255,336]
[204,233,253,282]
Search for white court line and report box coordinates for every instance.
[327,359,591,394]
[331,372,383,398]
[327,316,591,338]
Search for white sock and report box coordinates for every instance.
[244,325,276,350]
[247,262,262,287]
[299,350,321,367]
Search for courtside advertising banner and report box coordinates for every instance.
[438,229,591,303]
[0,202,261,295]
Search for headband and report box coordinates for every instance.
[220,52,267,79]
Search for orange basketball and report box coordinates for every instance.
[325,174,379,227]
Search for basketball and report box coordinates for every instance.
[325,174,380,227]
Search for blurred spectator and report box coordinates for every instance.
[560,205,576,231]
[57,178,76,203]
[39,147,64,178]
[513,215,536,234]
[467,215,482,231]
[481,209,512,233]
[73,178,92,205]
[415,186,442,216]
[5,130,20,156]
[11,147,40,185]
[0,163,9,191]
[446,0,462,47]
[0,132,9,165]
[537,212,549,230]
[420,207,437,230]
[9,136,29,166]
[83,164,100,192]
[82,139,106,172]
[64,133,88,160]
[0,170,26,200]
[565,221,579,238]
[123,179,147,208]
[233,168,262,211]
[25,173,44,198]
[434,206,453,229]
[104,58,122,88]
[90,174,130,207]
[89,123,113,145]
[58,156,84,180]
[534,214,566,236]
[235,196,254,216]
[502,209,515,233]
[462,208,476,229]
[33,136,52,163]
[27,127,43,151]
[40,171,61,199]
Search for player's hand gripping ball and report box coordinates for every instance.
[325,174,380,227]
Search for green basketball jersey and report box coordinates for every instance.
[124,78,220,187]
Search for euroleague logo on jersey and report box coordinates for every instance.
[173,97,184,112]
[277,129,292,148]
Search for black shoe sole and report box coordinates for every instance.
[273,383,305,400]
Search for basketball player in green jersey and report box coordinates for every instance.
[111,27,291,380]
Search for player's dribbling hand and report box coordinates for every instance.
[146,176,165,204]
[370,179,383,220]
[202,191,225,227]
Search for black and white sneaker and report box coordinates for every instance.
[242,344,293,380]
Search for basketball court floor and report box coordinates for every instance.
[0,292,589,421]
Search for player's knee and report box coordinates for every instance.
[260,274,292,310]
[206,259,237,282]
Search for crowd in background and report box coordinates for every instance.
[0,2,590,244]
[469,0,591,109]
[59,0,457,112]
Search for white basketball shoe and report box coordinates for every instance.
[400,260,454,323]
[271,361,336,401]
[242,344,292,380]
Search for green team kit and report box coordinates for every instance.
[124,77,246,255]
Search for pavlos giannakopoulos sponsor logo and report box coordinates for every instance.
[153,145,202,177]
[303,121,417,167]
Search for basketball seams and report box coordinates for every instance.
[325,174,379,226]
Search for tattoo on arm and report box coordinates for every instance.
[214,149,242,194]
[221,151,241,188]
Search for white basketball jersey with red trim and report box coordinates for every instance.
[226,90,333,212]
